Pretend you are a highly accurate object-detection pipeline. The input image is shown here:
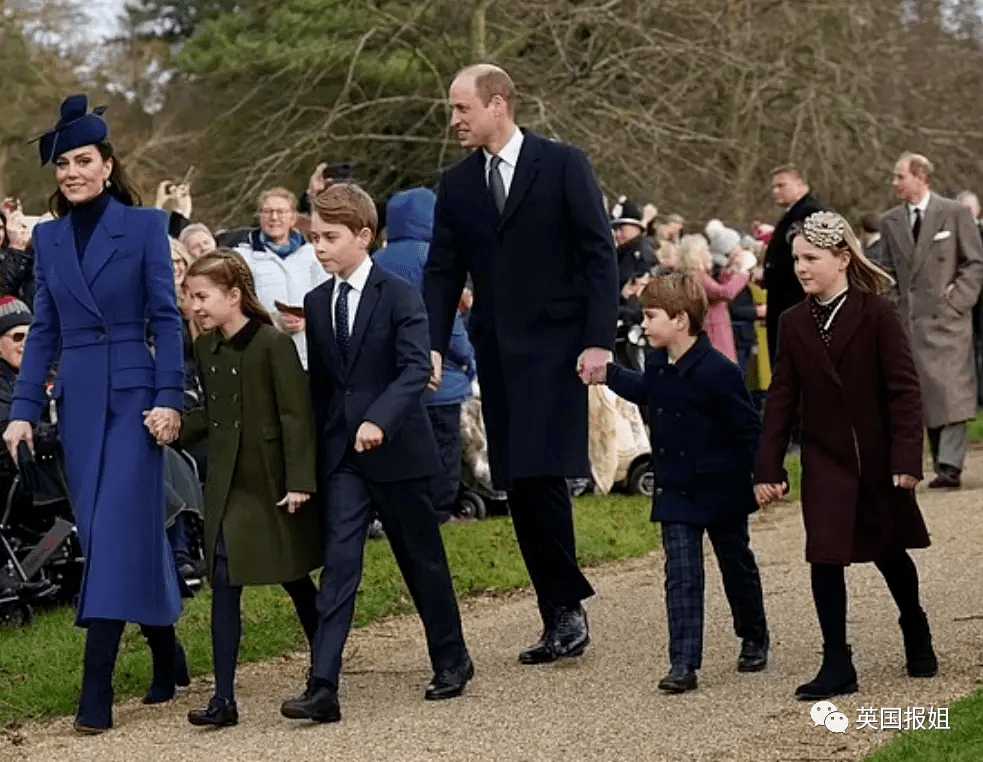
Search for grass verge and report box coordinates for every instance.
[0,491,657,727]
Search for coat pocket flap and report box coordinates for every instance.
[111,367,155,390]
[261,423,282,440]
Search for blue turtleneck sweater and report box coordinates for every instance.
[70,192,111,262]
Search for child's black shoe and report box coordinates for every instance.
[658,665,698,693]
[795,644,858,700]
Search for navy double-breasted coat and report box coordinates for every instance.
[11,198,184,626]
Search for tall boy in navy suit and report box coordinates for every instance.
[594,272,769,694]
[280,184,472,723]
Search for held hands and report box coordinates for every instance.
[143,408,181,446]
[277,491,310,515]
[3,421,33,460]
[578,347,612,385]
[754,482,787,509]
[279,313,306,335]
[428,350,443,392]
[354,421,385,453]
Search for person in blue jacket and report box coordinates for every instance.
[3,95,186,734]
[374,188,476,522]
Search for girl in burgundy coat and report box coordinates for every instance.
[755,211,937,701]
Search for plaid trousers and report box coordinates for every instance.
[661,518,768,669]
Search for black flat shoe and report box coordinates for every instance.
[738,635,769,673]
[188,696,238,727]
[425,656,474,700]
[658,665,698,694]
[519,633,559,665]
[280,685,341,723]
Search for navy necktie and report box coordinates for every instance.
[335,281,353,361]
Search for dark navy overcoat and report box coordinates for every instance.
[11,198,184,626]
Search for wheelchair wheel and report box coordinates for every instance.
[456,492,487,520]
[0,601,33,628]
[628,458,655,497]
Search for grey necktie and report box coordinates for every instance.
[489,155,507,214]
[335,281,352,361]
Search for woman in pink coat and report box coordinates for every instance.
[677,234,748,362]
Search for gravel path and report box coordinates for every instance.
[6,453,983,762]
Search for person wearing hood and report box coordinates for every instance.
[374,188,476,523]
[234,187,329,369]
[709,223,759,378]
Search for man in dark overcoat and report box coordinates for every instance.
[762,165,823,363]
[424,64,619,664]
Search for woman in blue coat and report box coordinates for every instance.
[3,95,186,734]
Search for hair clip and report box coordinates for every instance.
[802,211,847,250]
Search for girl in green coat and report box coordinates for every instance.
[179,250,322,727]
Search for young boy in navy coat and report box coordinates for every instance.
[595,272,769,693]
[279,183,472,723]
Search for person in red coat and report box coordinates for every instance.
[755,211,937,701]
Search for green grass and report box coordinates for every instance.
[0,492,656,727]
[865,690,983,761]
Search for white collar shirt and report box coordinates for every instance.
[908,192,931,228]
[331,255,373,334]
[483,127,524,196]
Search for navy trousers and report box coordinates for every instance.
[426,402,463,521]
[661,518,767,670]
[311,453,468,690]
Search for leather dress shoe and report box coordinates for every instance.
[280,684,341,723]
[737,635,769,673]
[553,605,590,658]
[188,696,238,727]
[928,466,961,489]
[425,655,474,700]
[518,632,558,665]
[73,720,109,736]
[658,665,698,694]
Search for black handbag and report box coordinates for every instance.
[16,438,68,506]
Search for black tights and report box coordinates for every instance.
[811,551,923,648]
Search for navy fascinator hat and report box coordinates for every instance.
[35,94,110,166]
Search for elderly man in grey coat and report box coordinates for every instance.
[880,152,983,488]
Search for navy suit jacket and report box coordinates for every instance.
[606,334,760,524]
[304,263,441,483]
[424,131,619,488]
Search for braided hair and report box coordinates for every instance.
[186,248,274,326]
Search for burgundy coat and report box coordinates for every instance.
[755,289,930,565]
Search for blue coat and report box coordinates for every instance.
[606,333,761,524]
[11,198,184,626]
[374,188,475,406]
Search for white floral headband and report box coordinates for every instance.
[801,211,848,250]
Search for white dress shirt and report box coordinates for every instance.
[483,127,524,196]
[908,191,930,230]
[331,255,373,335]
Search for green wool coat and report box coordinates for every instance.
[180,319,322,586]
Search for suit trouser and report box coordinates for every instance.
[927,422,968,472]
[210,534,319,700]
[426,402,463,520]
[660,519,768,670]
[311,453,468,689]
[508,476,595,626]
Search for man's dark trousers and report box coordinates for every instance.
[311,451,468,689]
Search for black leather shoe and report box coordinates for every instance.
[425,655,475,700]
[928,466,961,489]
[73,720,110,736]
[796,644,858,700]
[658,665,698,693]
[737,635,769,672]
[553,605,590,658]
[188,696,238,727]
[518,632,558,665]
[280,685,341,723]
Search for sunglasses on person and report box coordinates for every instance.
[7,330,27,343]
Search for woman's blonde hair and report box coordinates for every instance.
[676,234,710,272]
[169,238,193,272]
[186,248,274,326]
[792,211,895,294]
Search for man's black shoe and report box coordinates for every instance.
[737,635,769,672]
[928,465,961,489]
[280,684,341,723]
[425,655,474,700]
[658,665,698,694]
[518,632,558,665]
[553,605,589,658]
[188,696,238,727]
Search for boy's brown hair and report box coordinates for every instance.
[311,182,378,238]
[639,272,708,335]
